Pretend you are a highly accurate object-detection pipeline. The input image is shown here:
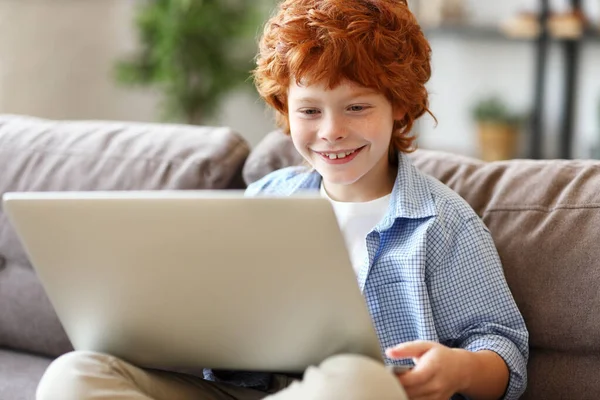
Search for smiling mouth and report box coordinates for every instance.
[316,146,365,160]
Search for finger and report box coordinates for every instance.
[386,340,436,359]
[407,394,442,400]
[400,381,445,400]
[397,366,433,389]
[410,390,453,400]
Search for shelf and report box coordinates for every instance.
[424,25,526,42]
[424,24,600,43]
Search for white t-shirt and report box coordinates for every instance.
[320,185,391,276]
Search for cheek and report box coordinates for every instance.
[289,126,310,155]
[374,117,395,139]
[358,119,393,142]
[289,120,314,143]
[288,117,301,136]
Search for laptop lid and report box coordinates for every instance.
[3,191,382,372]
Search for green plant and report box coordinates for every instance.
[115,0,262,124]
[471,96,522,126]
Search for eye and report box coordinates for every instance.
[299,108,320,116]
[348,105,369,112]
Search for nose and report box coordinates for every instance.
[318,113,347,143]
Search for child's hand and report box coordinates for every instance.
[385,340,468,400]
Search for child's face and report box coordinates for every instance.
[287,79,402,202]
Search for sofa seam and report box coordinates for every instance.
[486,204,600,213]
[0,145,238,169]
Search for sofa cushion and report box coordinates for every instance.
[525,349,600,400]
[243,130,303,186]
[0,349,52,400]
[0,114,250,356]
[0,262,73,357]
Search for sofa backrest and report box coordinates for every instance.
[245,130,600,400]
[0,114,250,357]
[409,150,600,400]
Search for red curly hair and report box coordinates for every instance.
[253,0,434,154]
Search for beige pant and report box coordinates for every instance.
[36,351,408,400]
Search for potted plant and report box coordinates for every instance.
[114,0,261,124]
[471,96,522,161]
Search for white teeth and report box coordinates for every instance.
[325,150,356,159]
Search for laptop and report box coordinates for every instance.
[2,191,383,373]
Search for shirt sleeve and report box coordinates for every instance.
[427,216,529,400]
[244,166,309,197]
[244,171,276,196]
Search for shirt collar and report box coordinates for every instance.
[386,152,437,221]
[286,152,437,225]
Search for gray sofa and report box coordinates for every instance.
[1,115,599,400]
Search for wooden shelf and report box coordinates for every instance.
[424,24,600,43]
[424,25,527,41]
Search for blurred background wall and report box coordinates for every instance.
[1,0,599,157]
[0,0,275,147]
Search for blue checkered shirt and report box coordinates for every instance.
[207,153,529,399]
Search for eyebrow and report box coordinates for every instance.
[294,97,321,104]
[294,89,379,104]
[349,88,379,97]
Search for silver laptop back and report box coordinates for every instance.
[3,191,382,372]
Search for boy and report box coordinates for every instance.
[37,1,528,399]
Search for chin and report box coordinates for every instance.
[318,171,361,186]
